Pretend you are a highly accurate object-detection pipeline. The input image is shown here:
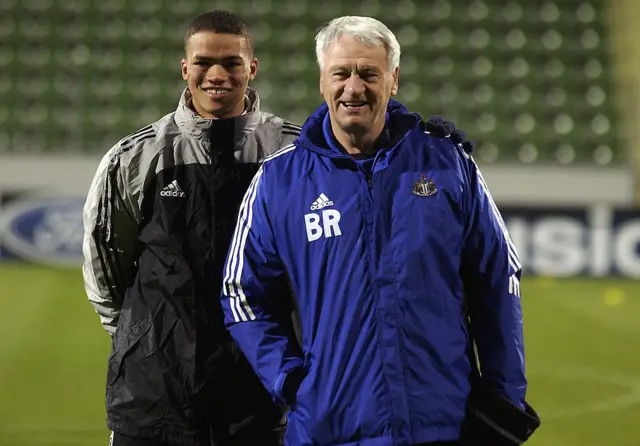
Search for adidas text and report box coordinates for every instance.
[160,190,185,198]
[310,200,333,211]
[310,193,334,211]
[161,180,186,198]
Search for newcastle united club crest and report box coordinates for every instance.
[413,175,437,197]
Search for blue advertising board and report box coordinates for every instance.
[0,196,85,267]
[0,195,639,277]
[501,205,640,278]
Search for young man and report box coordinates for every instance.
[82,11,299,446]
[221,16,540,446]
[84,8,473,445]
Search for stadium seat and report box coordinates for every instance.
[0,0,621,163]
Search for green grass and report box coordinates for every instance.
[0,264,111,445]
[0,264,639,445]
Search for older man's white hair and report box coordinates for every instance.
[315,16,401,72]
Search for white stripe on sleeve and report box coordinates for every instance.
[473,161,522,274]
[223,144,296,323]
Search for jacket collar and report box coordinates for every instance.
[174,86,262,144]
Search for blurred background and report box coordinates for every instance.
[1,0,639,445]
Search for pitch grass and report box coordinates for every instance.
[0,263,638,445]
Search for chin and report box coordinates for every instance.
[339,122,369,135]
[197,106,225,119]
[204,99,232,112]
[211,109,234,119]
[339,115,367,127]
[339,110,370,122]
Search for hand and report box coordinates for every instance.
[460,380,541,445]
[422,115,476,155]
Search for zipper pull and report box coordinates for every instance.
[365,159,376,189]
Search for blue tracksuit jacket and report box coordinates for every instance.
[221,100,527,446]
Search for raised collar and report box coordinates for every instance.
[174,86,262,144]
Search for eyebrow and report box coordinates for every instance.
[193,55,244,62]
[329,65,381,73]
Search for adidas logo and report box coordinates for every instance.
[310,193,333,211]
[160,180,186,198]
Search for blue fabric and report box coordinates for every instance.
[220,100,527,446]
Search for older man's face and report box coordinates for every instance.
[319,35,398,141]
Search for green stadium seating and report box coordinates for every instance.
[0,0,621,164]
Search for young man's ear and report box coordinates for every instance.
[181,59,188,81]
[249,57,258,81]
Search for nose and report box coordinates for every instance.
[344,73,365,96]
[206,64,228,83]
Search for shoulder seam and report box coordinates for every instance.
[119,125,158,153]
[424,130,470,159]
[263,143,296,163]
[282,121,301,130]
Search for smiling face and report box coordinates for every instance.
[181,31,257,119]
[319,35,398,150]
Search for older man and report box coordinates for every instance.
[220,15,539,446]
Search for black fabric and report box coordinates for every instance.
[105,118,290,446]
[351,150,378,160]
[415,442,460,446]
[112,429,282,446]
[460,380,540,445]
[111,432,175,446]
[420,115,476,154]
[344,114,476,160]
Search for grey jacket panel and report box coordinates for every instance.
[81,144,143,334]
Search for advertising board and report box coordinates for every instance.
[1,193,639,278]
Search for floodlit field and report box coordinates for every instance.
[0,264,638,445]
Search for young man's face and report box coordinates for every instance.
[319,35,398,140]
[181,31,257,119]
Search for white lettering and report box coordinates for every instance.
[615,223,640,277]
[160,190,185,198]
[531,218,586,276]
[503,206,640,278]
[304,213,322,242]
[310,200,334,211]
[304,210,343,242]
[589,205,611,276]
[322,209,342,238]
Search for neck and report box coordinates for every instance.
[332,119,385,155]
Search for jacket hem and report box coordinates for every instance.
[287,436,394,446]
[412,423,462,444]
[107,419,198,446]
[285,424,462,446]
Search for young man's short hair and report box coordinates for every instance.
[184,10,253,56]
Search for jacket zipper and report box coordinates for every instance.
[358,154,413,439]
[353,158,401,431]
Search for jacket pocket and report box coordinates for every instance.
[107,319,152,385]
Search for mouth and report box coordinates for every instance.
[340,101,368,112]
[200,86,232,99]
